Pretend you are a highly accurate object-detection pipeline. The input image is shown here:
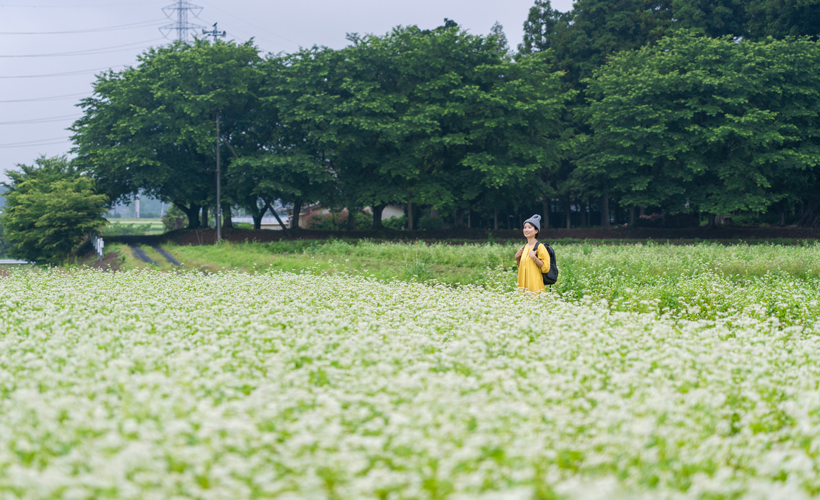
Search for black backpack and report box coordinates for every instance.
[522,241,559,285]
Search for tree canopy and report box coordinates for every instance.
[1,156,108,264]
[60,2,820,233]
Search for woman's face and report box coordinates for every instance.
[523,222,537,239]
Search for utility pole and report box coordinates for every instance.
[205,22,226,242]
[134,193,140,218]
[216,115,221,242]
[159,0,204,42]
[202,23,226,43]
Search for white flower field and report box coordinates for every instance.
[1,262,820,499]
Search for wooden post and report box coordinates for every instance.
[407,202,413,231]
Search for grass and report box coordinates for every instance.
[163,241,497,286]
[103,218,165,236]
[115,239,818,327]
[161,238,820,279]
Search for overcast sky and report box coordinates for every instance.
[0,0,575,183]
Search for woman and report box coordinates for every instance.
[515,214,551,295]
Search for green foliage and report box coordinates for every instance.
[161,204,187,231]
[1,156,108,264]
[102,221,163,236]
[151,239,820,327]
[305,211,372,231]
[0,186,8,257]
[382,215,407,230]
[0,221,10,258]
[63,5,820,232]
[71,39,262,229]
[583,32,820,216]
[418,215,444,231]
[273,24,570,219]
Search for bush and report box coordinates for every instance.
[419,215,444,231]
[0,220,11,258]
[306,210,372,230]
[382,215,407,230]
[162,205,187,231]
[1,156,108,264]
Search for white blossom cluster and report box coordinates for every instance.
[1,268,819,499]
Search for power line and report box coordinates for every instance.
[0,93,89,103]
[0,19,164,35]
[0,38,163,57]
[0,2,162,7]
[0,137,70,149]
[0,65,127,79]
[0,115,81,125]
[0,142,69,149]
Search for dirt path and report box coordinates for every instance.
[129,245,157,265]
[153,246,183,266]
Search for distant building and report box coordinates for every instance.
[294,204,405,229]
[231,216,290,230]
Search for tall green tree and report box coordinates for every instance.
[583,32,820,218]
[746,0,820,39]
[342,24,568,221]
[225,48,339,230]
[71,39,262,229]
[1,156,108,264]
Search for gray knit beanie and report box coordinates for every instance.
[523,214,541,232]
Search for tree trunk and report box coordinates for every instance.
[347,209,356,231]
[270,206,288,232]
[290,199,303,229]
[708,213,716,227]
[493,208,498,230]
[467,204,472,229]
[601,194,610,229]
[629,206,636,227]
[222,202,233,230]
[565,199,571,229]
[177,202,201,229]
[780,209,786,226]
[371,204,385,229]
[407,202,413,231]
[542,198,550,230]
[453,208,460,228]
[251,202,269,231]
[201,206,209,228]
[640,206,646,217]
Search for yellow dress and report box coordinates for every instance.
[517,242,551,294]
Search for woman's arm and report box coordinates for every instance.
[527,248,544,268]
[532,246,550,272]
[515,247,524,266]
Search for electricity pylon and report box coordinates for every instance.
[159,0,205,42]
